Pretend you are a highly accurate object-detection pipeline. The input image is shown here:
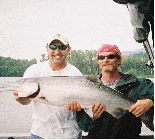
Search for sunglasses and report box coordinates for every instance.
[49,44,67,50]
[98,54,119,60]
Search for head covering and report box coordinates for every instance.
[47,34,69,45]
[97,44,121,55]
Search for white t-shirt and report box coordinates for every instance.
[23,61,83,139]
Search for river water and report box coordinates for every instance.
[0,77,154,137]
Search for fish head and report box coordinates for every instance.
[16,78,39,97]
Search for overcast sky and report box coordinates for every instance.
[0,0,153,60]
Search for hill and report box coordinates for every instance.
[122,48,145,55]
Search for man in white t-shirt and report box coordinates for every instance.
[13,34,84,139]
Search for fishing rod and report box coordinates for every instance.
[143,39,154,68]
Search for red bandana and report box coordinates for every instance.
[97,44,121,55]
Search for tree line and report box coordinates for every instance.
[0,56,37,77]
[0,50,154,78]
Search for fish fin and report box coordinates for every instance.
[140,107,154,132]
[83,106,94,120]
[86,75,99,83]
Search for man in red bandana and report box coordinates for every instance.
[68,44,154,139]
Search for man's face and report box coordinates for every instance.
[46,40,71,65]
[97,52,121,73]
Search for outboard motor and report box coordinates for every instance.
[113,0,154,68]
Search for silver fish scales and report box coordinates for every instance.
[16,76,154,131]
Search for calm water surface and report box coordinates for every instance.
[0,77,154,137]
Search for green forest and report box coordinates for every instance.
[0,50,154,78]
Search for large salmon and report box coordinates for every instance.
[16,76,154,131]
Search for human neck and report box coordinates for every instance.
[48,61,67,71]
[101,71,120,83]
